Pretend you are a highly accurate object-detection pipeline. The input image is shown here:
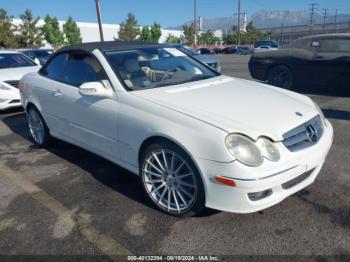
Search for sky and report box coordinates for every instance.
[1,0,350,27]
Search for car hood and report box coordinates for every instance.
[0,66,41,81]
[195,55,218,64]
[133,76,317,141]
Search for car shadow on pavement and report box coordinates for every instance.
[1,112,220,217]
[322,109,350,121]
[294,84,350,98]
[0,107,24,115]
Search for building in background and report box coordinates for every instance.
[260,21,350,46]
[12,19,182,47]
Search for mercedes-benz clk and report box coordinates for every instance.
[20,42,333,216]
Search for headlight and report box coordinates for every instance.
[0,84,11,91]
[225,134,263,167]
[256,137,280,162]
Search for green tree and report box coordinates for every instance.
[165,34,181,44]
[140,26,151,42]
[0,9,17,48]
[63,16,82,45]
[240,21,265,45]
[42,15,65,48]
[222,28,237,45]
[182,23,196,45]
[150,22,161,43]
[118,13,140,41]
[198,30,217,45]
[16,9,43,48]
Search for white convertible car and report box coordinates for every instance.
[0,51,41,110]
[20,42,333,216]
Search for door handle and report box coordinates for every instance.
[52,89,62,97]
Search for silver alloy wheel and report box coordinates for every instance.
[28,109,45,145]
[142,149,197,213]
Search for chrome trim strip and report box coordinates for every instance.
[225,165,299,181]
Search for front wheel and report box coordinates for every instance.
[267,65,294,89]
[140,142,205,217]
[27,107,52,147]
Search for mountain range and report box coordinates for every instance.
[168,10,350,30]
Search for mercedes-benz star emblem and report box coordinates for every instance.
[306,124,318,143]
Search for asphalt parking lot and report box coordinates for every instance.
[0,55,349,258]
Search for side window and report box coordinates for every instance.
[334,39,350,52]
[318,38,350,53]
[62,53,108,87]
[40,52,68,82]
[41,52,109,87]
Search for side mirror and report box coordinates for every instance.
[34,58,41,65]
[79,82,113,98]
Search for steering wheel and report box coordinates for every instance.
[160,69,176,81]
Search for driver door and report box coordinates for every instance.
[48,51,120,160]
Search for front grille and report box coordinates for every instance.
[283,115,323,152]
[282,168,315,189]
[9,99,20,104]
[4,80,20,89]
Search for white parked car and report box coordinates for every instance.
[20,42,333,216]
[0,51,41,111]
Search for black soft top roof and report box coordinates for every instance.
[58,41,166,53]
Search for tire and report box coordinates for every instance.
[27,106,52,147]
[140,141,205,217]
[267,65,294,89]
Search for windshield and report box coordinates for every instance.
[105,47,219,91]
[0,53,37,69]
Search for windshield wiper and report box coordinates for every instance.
[190,75,212,81]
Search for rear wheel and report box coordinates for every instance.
[27,107,52,147]
[140,142,205,217]
[267,65,294,89]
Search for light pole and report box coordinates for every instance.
[237,0,241,45]
[194,0,197,46]
[95,0,104,42]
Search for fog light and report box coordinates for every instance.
[248,189,272,201]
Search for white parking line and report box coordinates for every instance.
[0,162,132,256]
[0,121,12,137]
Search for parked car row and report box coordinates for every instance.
[212,46,254,55]
[195,41,280,55]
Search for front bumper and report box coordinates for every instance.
[0,100,22,111]
[196,119,334,213]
